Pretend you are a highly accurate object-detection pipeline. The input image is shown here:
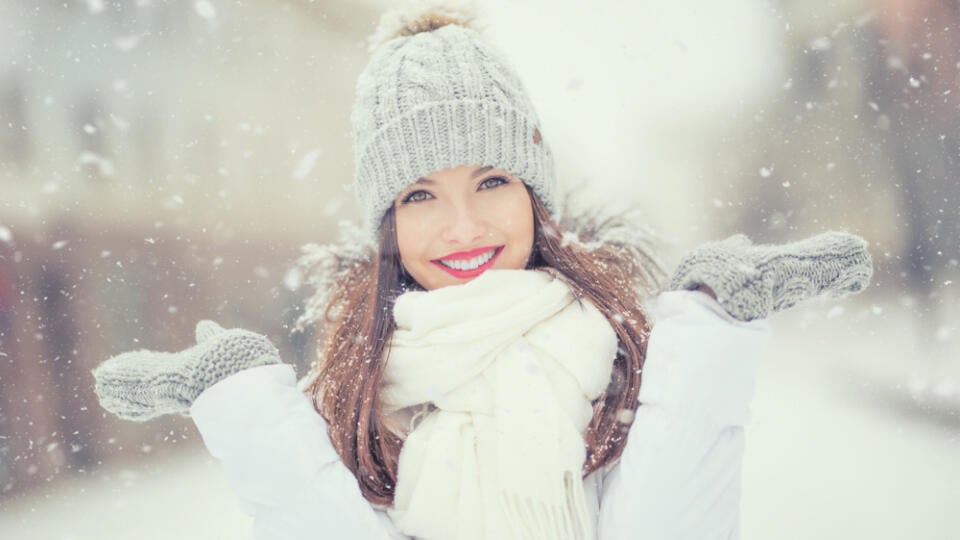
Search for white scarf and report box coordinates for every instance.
[381,269,618,540]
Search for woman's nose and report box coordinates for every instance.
[440,204,486,244]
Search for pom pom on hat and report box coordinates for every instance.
[368,1,480,50]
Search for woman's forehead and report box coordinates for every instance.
[417,165,495,182]
[411,165,522,187]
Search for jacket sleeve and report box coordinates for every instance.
[598,290,770,540]
[190,363,407,540]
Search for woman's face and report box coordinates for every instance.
[393,164,535,290]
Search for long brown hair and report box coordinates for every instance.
[305,187,657,506]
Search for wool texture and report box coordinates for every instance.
[669,231,873,321]
[351,18,557,236]
[380,269,618,539]
[92,321,281,421]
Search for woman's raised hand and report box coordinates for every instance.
[669,231,874,321]
[92,320,281,421]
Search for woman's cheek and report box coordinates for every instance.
[399,206,434,236]
[487,188,526,222]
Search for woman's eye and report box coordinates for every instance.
[402,190,433,204]
[479,176,508,190]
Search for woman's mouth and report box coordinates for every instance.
[431,246,503,279]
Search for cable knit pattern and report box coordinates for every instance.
[352,23,557,236]
[669,231,874,322]
[92,321,281,421]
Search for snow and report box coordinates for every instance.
[112,35,141,53]
[76,152,116,177]
[741,304,960,539]
[0,0,955,537]
[0,303,955,539]
[0,450,253,540]
[81,0,105,15]
[194,0,217,20]
[292,149,321,181]
[809,36,832,51]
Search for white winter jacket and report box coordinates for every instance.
[191,290,768,540]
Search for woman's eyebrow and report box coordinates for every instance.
[470,166,494,178]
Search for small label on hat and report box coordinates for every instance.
[533,128,542,145]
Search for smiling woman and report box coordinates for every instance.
[90,3,873,540]
[394,165,534,290]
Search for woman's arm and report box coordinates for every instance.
[190,363,406,540]
[599,231,871,539]
[598,290,768,539]
[92,321,404,539]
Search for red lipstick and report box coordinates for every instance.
[431,245,503,279]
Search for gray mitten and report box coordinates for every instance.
[92,320,281,421]
[669,231,873,321]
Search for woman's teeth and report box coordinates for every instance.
[439,249,497,270]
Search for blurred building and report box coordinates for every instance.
[0,0,387,498]
[727,0,959,346]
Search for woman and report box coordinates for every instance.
[93,7,873,539]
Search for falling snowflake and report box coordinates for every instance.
[293,148,321,180]
[194,0,217,19]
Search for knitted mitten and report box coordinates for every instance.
[669,231,873,321]
[92,320,281,421]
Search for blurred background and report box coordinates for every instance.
[0,0,957,538]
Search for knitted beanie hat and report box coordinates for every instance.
[351,6,558,236]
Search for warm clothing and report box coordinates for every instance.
[352,13,557,236]
[93,321,281,421]
[670,232,873,321]
[87,3,873,534]
[191,289,769,540]
[382,270,618,539]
